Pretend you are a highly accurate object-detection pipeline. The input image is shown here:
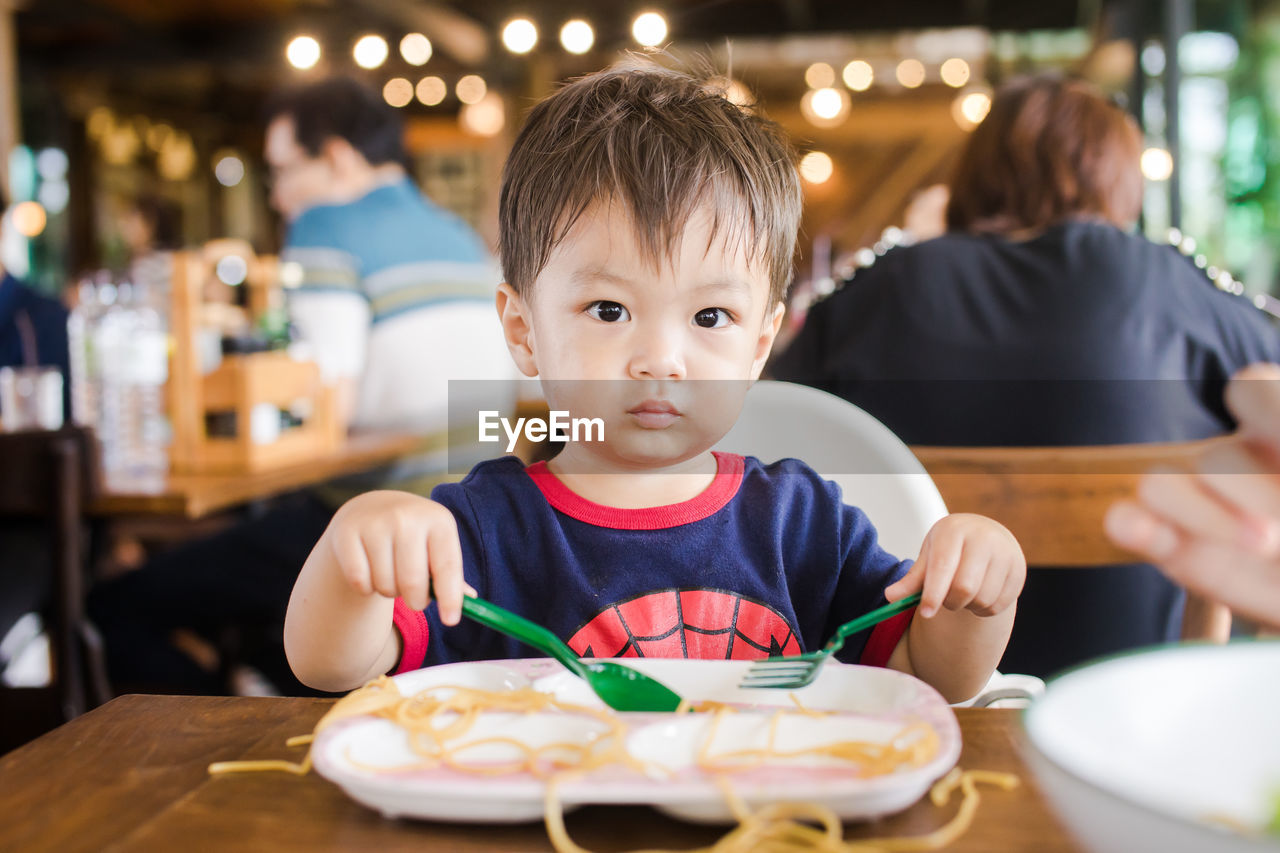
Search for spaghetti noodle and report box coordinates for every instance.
[209,676,1019,853]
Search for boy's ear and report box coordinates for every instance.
[322,137,360,175]
[749,302,786,380]
[495,282,540,378]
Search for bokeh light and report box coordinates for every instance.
[400,33,432,65]
[801,87,850,127]
[460,92,506,137]
[416,76,447,106]
[952,90,992,129]
[842,60,874,91]
[353,35,389,69]
[383,78,414,108]
[11,201,47,238]
[1141,147,1174,181]
[502,19,538,54]
[286,35,321,70]
[456,75,487,105]
[799,151,834,184]
[560,20,594,54]
[805,62,835,89]
[896,58,926,88]
[940,58,970,87]
[214,154,245,187]
[632,12,667,47]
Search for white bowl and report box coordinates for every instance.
[1022,641,1280,853]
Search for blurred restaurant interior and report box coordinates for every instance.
[10,0,1275,299]
[1,0,1279,751]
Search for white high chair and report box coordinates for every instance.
[714,380,1043,707]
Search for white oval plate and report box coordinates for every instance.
[311,657,960,824]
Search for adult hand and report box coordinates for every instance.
[1104,363,1280,629]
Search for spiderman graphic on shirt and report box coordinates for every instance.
[567,588,802,659]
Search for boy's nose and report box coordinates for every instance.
[627,327,686,380]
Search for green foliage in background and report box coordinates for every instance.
[1224,3,1280,290]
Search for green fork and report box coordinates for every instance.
[460,595,683,712]
[738,592,923,689]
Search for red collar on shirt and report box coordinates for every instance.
[525,452,745,530]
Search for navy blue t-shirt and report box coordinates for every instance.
[392,453,914,671]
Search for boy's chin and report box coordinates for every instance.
[559,434,720,474]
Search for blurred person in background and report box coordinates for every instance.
[119,193,183,258]
[119,192,183,295]
[0,186,71,682]
[772,74,1280,677]
[900,183,949,244]
[1,187,70,414]
[1107,363,1280,630]
[89,76,514,696]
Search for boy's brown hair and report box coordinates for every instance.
[499,63,802,306]
[946,74,1142,235]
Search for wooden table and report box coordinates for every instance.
[89,432,423,519]
[0,698,1081,852]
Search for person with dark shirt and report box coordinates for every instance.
[0,197,71,420]
[0,277,68,387]
[772,75,1280,678]
[0,188,72,670]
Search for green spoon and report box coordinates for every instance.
[460,595,683,712]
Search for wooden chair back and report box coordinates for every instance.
[910,437,1237,642]
[0,426,110,735]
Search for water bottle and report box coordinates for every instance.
[97,281,170,485]
[66,276,106,427]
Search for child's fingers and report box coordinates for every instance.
[426,518,465,626]
[393,522,429,612]
[941,540,988,611]
[884,539,930,602]
[918,528,964,619]
[1104,499,1181,560]
[331,529,374,595]
[1000,549,1027,612]
[362,528,397,600]
[982,575,1022,618]
[968,557,1009,616]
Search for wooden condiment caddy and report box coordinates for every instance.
[167,245,342,473]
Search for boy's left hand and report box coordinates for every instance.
[884,513,1026,619]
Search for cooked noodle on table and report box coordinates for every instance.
[209,677,1018,853]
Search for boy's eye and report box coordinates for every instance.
[693,307,732,329]
[586,301,630,323]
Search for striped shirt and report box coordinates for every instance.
[283,178,517,498]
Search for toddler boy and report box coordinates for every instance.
[285,65,1025,703]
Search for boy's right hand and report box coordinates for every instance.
[324,490,469,624]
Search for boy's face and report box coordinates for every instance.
[497,200,785,469]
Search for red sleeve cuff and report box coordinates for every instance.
[391,598,430,675]
[858,607,914,668]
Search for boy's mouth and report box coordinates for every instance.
[627,399,681,429]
